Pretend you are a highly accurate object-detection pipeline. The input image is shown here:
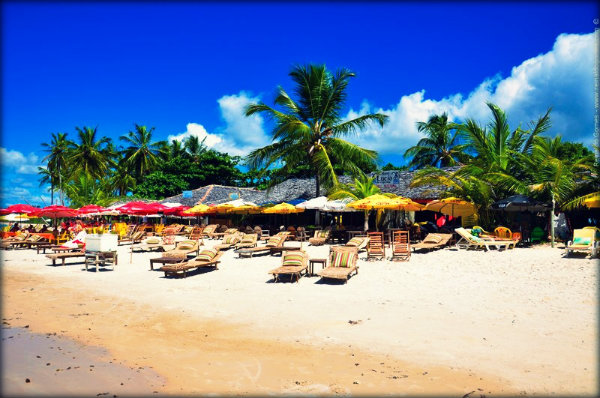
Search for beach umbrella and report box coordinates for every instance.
[347,194,399,210]
[162,205,191,216]
[322,198,358,212]
[213,199,258,214]
[115,201,168,215]
[183,203,217,215]
[423,197,477,218]
[37,205,78,218]
[296,196,329,210]
[262,202,305,214]
[0,213,30,222]
[584,194,600,208]
[77,204,108,216]
[491,195,550,212]
[1,204,41,215]
[388,197,424,212]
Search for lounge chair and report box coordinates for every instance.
[236,234,288,258]
[160,248,223,278]
[530,226,545,244]
[494,226,512,239]
[234,233,258,249]
[391,230,410,261]
[201,224,219,239]
[565,228,599,257]
[5,234,44,249]
[268,250,308,282]
[317,246,359,283]
[455,228,516,251]
[132,235,174,253]
[46,249,86,266]
[308,229,330,246]
[150,239,199,261]
[212,227,240,240]
[366,232,385,260]
[188,226,204,240]
[411,233,453,252]
[343,236,369,252]
[214,232,243,250]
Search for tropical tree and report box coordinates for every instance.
[328,174,394,231]
[184,135,208,162]
[245,64,388,196]
[120,124,166,182]
[68,126,115,180]
[40,132,72,205]
[110,155,137,196]
[403,113,469,169]
[62,173,113,207]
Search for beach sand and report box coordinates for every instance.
[1,239,597,396]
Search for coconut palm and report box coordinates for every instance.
[63,173,112,208]
[403,113,469,169]
[120,124,166,182]
[40,132,72,205]
[245,64,388,196]
[184,135,207,162]
[110,155,137,196]
[68,126,114,180]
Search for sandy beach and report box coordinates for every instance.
[1,239,597,396]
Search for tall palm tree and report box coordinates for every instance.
[245,64,388,196]
[184,135,207,163]
[40,132,72,205]
[110,155,137,196]
[403,113,469,169]
[68,126,114,180]
[120,124,165,182]
[164,139,187,161]
[63,173,112,207]
[328,174,394,231]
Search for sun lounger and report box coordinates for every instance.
[132,236,175,253]
[149,239,200,269]
[344,236,369,252]
[212,227,240,240]
[160,248,223,278]
[234,233,258,249]
[214,232,242,250]
[236,234,288,258]
[308,229,330,246]
[268,250,308,282]
[46,250,86,266]
[391,230,410,261]
[366,232,385,260]
[411,233,453,252]
[200,224,219,239]
[565,228,599,257]
[317,246,359,283]
[455,228,516,251]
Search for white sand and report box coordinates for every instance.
[1,239,597,394]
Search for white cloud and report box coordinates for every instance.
[168,92,270,157]
[0,147,41,174]
[349,32,596,155]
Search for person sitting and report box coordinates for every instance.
[9,222,20,233]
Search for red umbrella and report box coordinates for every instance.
[37,205,78,218]
[116,201,169,215]
[162,205,190,216]
[0,204,42,215]
[78,204,108,215]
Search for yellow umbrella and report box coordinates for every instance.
[228,204,261,214]
[389,197,424,212]
[347,194,399,210]
[424,197,477,217]
[183,203,215,215]
[584,194,600,208]
[262,202,305,214]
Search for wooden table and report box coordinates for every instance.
[85,250,118,272]
[308,258,327,276]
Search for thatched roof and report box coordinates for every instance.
[160,168,455,206]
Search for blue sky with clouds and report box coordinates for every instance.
[1,2,598,207]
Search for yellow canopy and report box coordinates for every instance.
[584,194,600,208]
[347,194,399,210]
[262,202,305,214]
[424,197,477,217]
[213,199,259,214]
[228,204,261,214]
[183,203,215,215]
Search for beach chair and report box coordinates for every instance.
[317,246,359,283]
[234,233,258,249]
[268,250,309,283]
[236,234,288,258]
[565,228,599,257]
[46,249,86,266]
[391,231,410,261]
[530,226,545,244]
[160,248,223,278]
[201,224,219,239]
[214,232,243,250]
[366,232,385,260]
[188,225,204,240]
[212,227,240,240]
[132,235,171,253]
[344,236,369,252]
[494,226,512,239]
[151,239,199,262]
[308,229,330,246]
[411,233,453,252]
[454,228,516,251]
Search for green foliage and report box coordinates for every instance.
[132,171,189,200]
[381,163,408,171]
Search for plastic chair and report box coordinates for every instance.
[494,226,512,239]
[530,227,545,243]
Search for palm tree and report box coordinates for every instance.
[110,155,137,196]
[164,139,187,161]
[328,174,394,231]
[120,124,166,182]
[40,132,72,205]
[63,173,112,207]
[245,64,388,196]
[403,113,469,169]
[184,135,207,162]
[68,126,114,180]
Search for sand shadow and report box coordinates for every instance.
[159,266,218,279]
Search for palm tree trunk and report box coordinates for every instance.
[550,197,556,248]
[364,210,369,232]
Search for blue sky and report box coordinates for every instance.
[1,1,598,207]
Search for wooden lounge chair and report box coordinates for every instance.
[201,224,219,239]
[132,235,173,253]
[411,233,453,252]
[317,246,359,283]
[188,225,204,240]
[6,234,44,249]
[455,228,516,251]
[212,227,240,240]
[268,250,308,283]
[149,239,200,265]
[160,248,223,278]
[308,229,330,246]
[391,230,410,261]
[234,233,258,249]
[344,236,369,252]
[366,232,385,260]
[565,228,599,257]
[46,249,86,266]
[214,232,242,250]
[236,234,288,258]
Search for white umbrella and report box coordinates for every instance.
[323,198,357,212]
[0,213,31,222]
[161,202,183,208]
[296,196,329,210]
